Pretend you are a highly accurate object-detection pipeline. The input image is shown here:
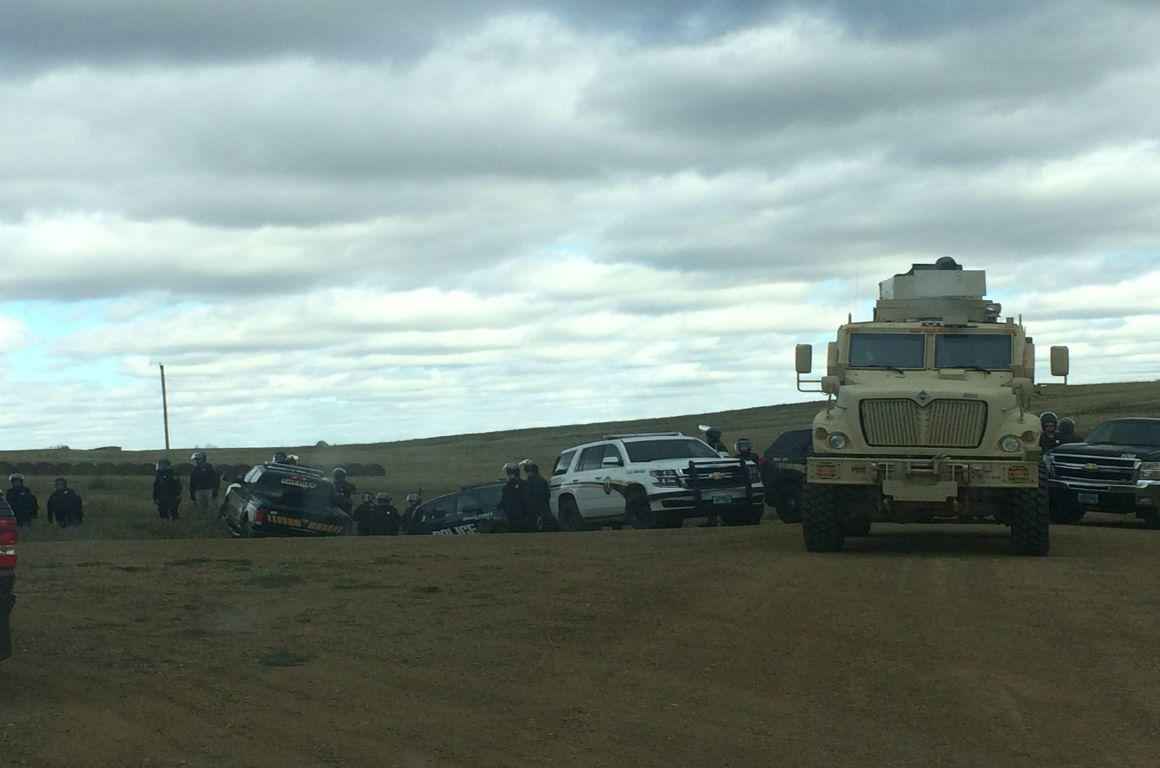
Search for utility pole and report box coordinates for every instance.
[159,364,171,452]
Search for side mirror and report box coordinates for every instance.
[601,455,622,467]
[795,344,813,374]
[1050,346,1070,379]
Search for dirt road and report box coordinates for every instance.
[3,519,1158,767]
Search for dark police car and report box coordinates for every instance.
[407,482,508,535]
[1044,418,1160,527]
[221,463,352,537]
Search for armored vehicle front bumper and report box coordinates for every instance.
[808,456,1039,502]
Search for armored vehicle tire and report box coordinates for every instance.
[626,489,657,529]
[1009,485,1050,556]
[558,497,584,532]
[802,484,844,552]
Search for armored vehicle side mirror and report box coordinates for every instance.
[795,344,813,374]
[1050,346,1070,380]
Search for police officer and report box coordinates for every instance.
[153,459,183,520]
[523,461,556,532]
[331,467,356,514]
[6,474,39,528]
[189,451,221,515]
[47,478,84,528]
[1057,417,1079,444]
[734,437,759,464]
[500,463,531,532]
[272,451,289,464]
[1040,411,1061,451]
[402,493,422,533]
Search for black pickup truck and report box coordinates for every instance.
[1,495,15,661]
[1044,418,1160,527]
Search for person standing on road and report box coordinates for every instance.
[331,467,356,514]
[6,474,39,528]
[523,461,556,532]
[402,493,421,531]
[702,426,727,453]
[1039,412,1061,451]
[734,438,760,465]
[153,459,183,520]
[188,451,220,515]
[500,463,531,532]
[1057,417,1079,445]
[47,478,83,528]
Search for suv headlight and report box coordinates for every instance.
[649,469,684,487]
[999,435,1022,453]
[1138,462,1160,482]
[828,432,849,450]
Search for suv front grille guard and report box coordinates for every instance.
[685,459,754,505]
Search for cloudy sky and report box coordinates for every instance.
[1,1,1158,450]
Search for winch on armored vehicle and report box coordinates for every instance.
[794,258,1070,555]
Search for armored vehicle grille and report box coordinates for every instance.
[860,399,987,449]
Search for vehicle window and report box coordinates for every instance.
[623,439,721,462]
[577,445,608,471]
[849,333,925,369]
[474,485,503,509]
[458,492,495,516]
[602,444,624,466]
[1084,421,1160,446]
[253,472,335,510]
[935,334,1013,370]
[553,450,576,476]
[430,498,454,518]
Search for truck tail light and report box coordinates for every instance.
[0,517,16,568]
[253,507,269,525]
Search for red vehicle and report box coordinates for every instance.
[0,496,15,661]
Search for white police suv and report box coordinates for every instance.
[549,432,764,530]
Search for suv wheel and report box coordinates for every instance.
[776,484,803,523]
[1009,483,1050,556]
[625,488,657,529]
[801,483,844,552]
[558,497,584,532]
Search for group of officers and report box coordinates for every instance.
[1039,411,1080,451]
[4,474,84,528]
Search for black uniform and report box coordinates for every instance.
[525,473,555,531]
[153,471,183,520]
[1039,433,1062,452]
[333,479,357,514]
[189,463,221,499]
[47,488,84,528]
[501,478,532,532]
[6,487,39,528]
[353,500,401,536]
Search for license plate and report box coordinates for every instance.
[712,495,733,505]
[1077,492,1099,505]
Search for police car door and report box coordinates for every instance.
[571,445,611,520]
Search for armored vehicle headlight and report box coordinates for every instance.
[1138,462,1160,482]
[1000,435,1022,453]
[828,432,849,450]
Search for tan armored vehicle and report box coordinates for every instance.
[794,258,1070,555]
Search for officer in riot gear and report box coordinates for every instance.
[47,478,84,528]
[523,461,556,532]
[702,426,726,453]
[331,467,356,514]
[1040,411,1061,451]
[189,451,221,514]
[500,463,531,532]
[6,474,39,528]
[152,459,183,520]
[1057,417,1078,445]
